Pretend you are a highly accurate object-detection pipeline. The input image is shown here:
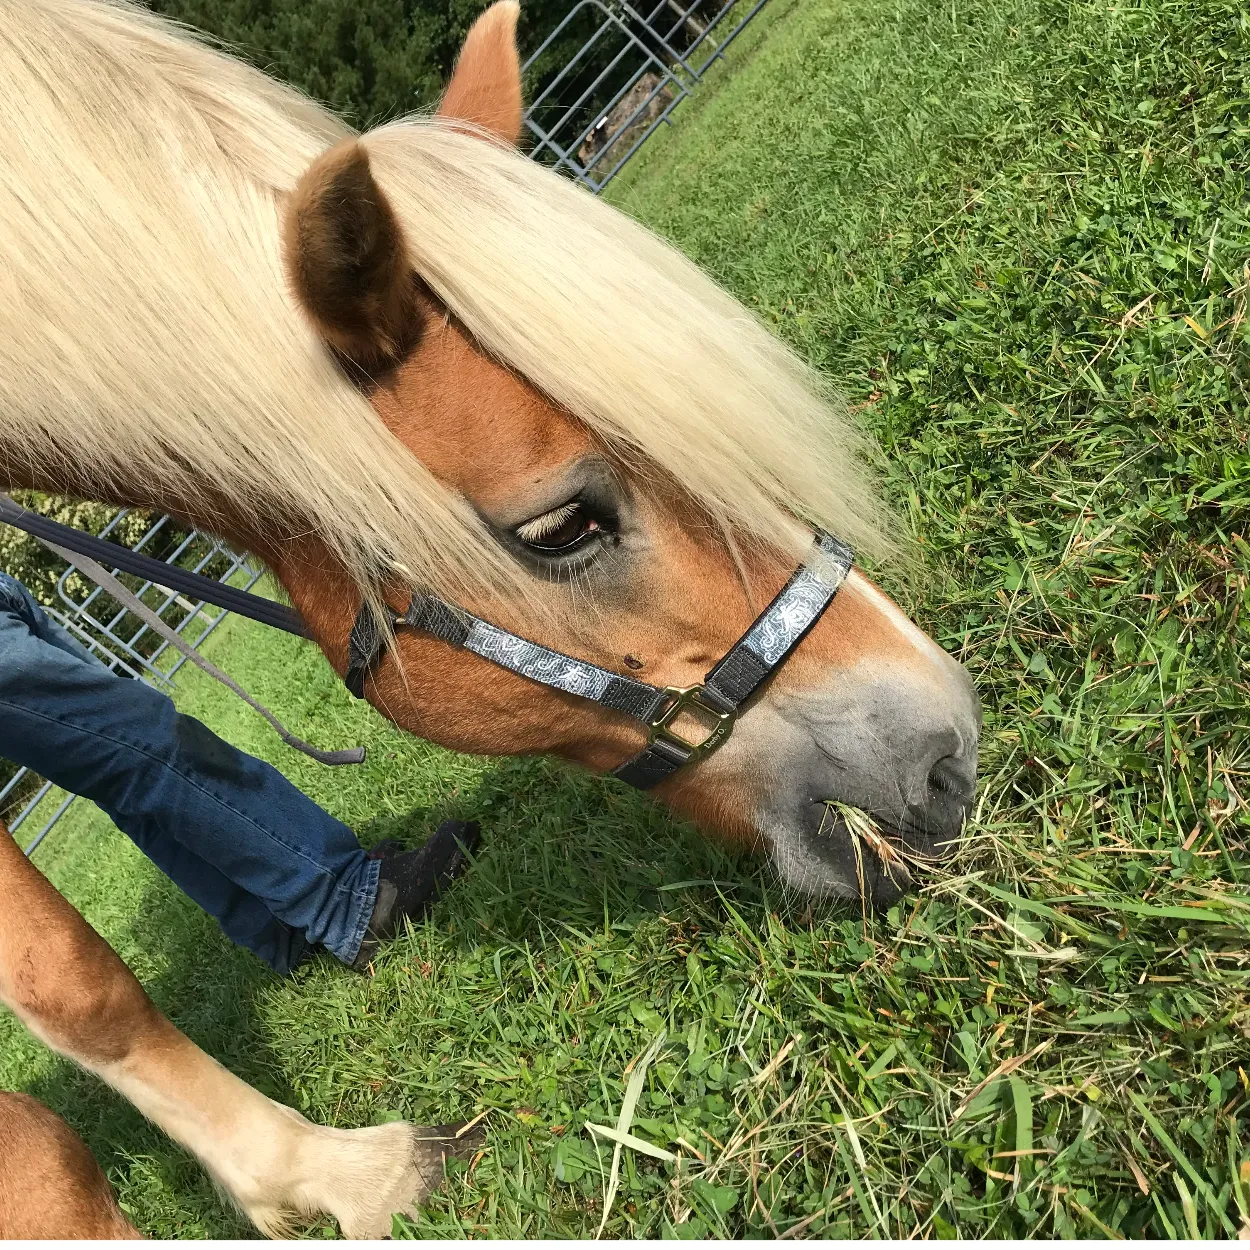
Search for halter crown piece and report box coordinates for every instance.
[345,531,855,789]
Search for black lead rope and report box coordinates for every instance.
[345,531,855,791]
[0,496,363,765]
[0,496,309,638]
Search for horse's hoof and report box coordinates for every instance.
[336,1119,486,1239]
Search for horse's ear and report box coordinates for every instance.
[437,1,525,145]
[283,139,417,367]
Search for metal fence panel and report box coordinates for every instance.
[54,509,261,682]
[523,0,770,192]
[523,0,690,192]
[622,0,770,81]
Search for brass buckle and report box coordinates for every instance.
[647,685,735,761]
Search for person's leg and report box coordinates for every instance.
[0,573,377,971]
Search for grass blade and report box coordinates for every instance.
[1009,1076,1033,1181]
[585,1122,677,1162]
[595,1031,667,1238]
[1129,1091,1236,1237]
[1175,1176,1201,1240]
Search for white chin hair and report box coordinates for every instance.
[766,819,861,901]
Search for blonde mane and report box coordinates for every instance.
[0,0,893,617]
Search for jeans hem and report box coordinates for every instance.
[335,855,381,965]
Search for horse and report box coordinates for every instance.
[0,0,981,1235]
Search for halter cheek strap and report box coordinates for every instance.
[344,531,853,791]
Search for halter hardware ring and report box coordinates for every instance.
[647,685,736,760]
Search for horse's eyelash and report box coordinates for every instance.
[515,501,581,543]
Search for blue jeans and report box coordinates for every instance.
[0,573,378,974]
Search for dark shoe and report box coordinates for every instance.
[349,820,480,973]
[365,837,405,861]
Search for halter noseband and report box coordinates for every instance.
[344,531,854,790]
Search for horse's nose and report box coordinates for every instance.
[901,747,977,856]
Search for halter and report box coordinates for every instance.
[344,531,854,789]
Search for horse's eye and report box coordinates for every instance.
[514,501,600,553]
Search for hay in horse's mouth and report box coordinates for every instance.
[821,800,939,894]
[824,801,905,895]
[825,800,900,865]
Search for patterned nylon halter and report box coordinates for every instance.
[344,531,854,790]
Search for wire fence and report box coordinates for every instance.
[2,0,771,854]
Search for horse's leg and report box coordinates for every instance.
[0,1090,141,1238]
[0,826,480,1237]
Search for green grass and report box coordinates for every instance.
[4,0,1250,1237]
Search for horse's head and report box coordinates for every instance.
[276,3,980,905]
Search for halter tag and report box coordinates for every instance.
[647,685,736,760]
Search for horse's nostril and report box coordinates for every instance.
[928,754,971,801]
